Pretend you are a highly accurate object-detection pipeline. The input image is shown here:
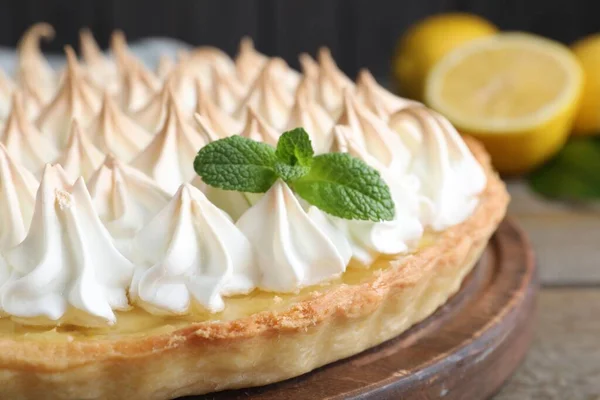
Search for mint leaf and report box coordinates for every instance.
[291,153,395,221]
[194,135,278,193]
[275,128,314,167]
[274,162,310,182]
[529,138,600,200]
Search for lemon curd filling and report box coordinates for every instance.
[0,233,437,341]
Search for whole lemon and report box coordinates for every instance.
[571,34,600,135]
[392,13,498,100]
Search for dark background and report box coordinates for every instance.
[1,0,599,78]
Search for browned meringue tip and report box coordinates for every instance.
[193,113,220,142]
[317,47,333,64]
[239,36,256,53]
[79,28,103,61]
[63,45,80,71]
[101,152,119,168]
[294,77,312,104]
[357,68,375,85]
[7,91,27,120]
[17,23,55,53]
[110,30,130,66]
[299,53,319,77]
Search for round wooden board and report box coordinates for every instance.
[185,218,537,400]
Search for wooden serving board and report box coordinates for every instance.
[186,218,537,400]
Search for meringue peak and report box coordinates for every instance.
[239,106,279,145]
[287,79,334,153]
[87,154,170,241]
[90,93,152,162]
[317,47,355,116]
[236,58,294,130]
[236,180,348,292]
[196,79,243,136]
[131,81,171,133]
[16,23,57,103]
[0,142,39,251]
[132,93,208,194]
[193,113,222,143]
[337,88,413,173]
[79,28,120,94]
[2,164,134,326]
[2,92,59,173]
[211,63,246,114]
[131,183,256,314]
[299,53,319,79]
[0,69,16,119]
[356,69,418,118]
[55,119,104,181]
[118,54,162,112]
[235,36,268,85]
[36,46,102,148]
[389,106,486,230]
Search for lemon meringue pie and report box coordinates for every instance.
[0,25,508,400]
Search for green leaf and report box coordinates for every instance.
[291,153,395,221]
[275,128,314,167]
[274,162,311,182]
[194,135,278,193]
[529,138,600,200]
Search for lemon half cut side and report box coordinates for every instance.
[425,33,583,174]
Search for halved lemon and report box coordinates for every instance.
[425,33,583,175]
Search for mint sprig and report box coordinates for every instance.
[193,135,278,193]
[292,153,395,221]
[194,127,395,221]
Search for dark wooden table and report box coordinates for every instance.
[494,182,600,400]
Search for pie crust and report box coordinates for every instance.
[0,137,509,400]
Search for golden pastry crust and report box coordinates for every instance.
[0,137,509,400]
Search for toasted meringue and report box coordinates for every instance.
[0,143,38,251]
[89,94,152,162]
[132,93,207,194]
[79,28,120,94]
[193,113,225,142]
[235,38,300,92]
[186,46,236,90]
[1,93,59,173]
[239,107,279,145]
[36,46,101,148]
[389,106,487,230]
[2,164,134,327]
[118,57,162,113]
[336,90,413,174]
[16,23,58,104]
[356,69,418,118]
[55,119,104,181]
[236,180,349,292]
[130,183,256,314]
[236,59,295,130]
[317,47,355,117]
[156,55,175,80]
[235,37,268,86]
[0,70,15,119]
[130,82,171,133]
[299,53,320,80]
[196,80,243,136]
[287,78,334,153]
[330,125,425,265]
[212,65,247,114]
[297,53,319,101]
[87,155,170,243]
